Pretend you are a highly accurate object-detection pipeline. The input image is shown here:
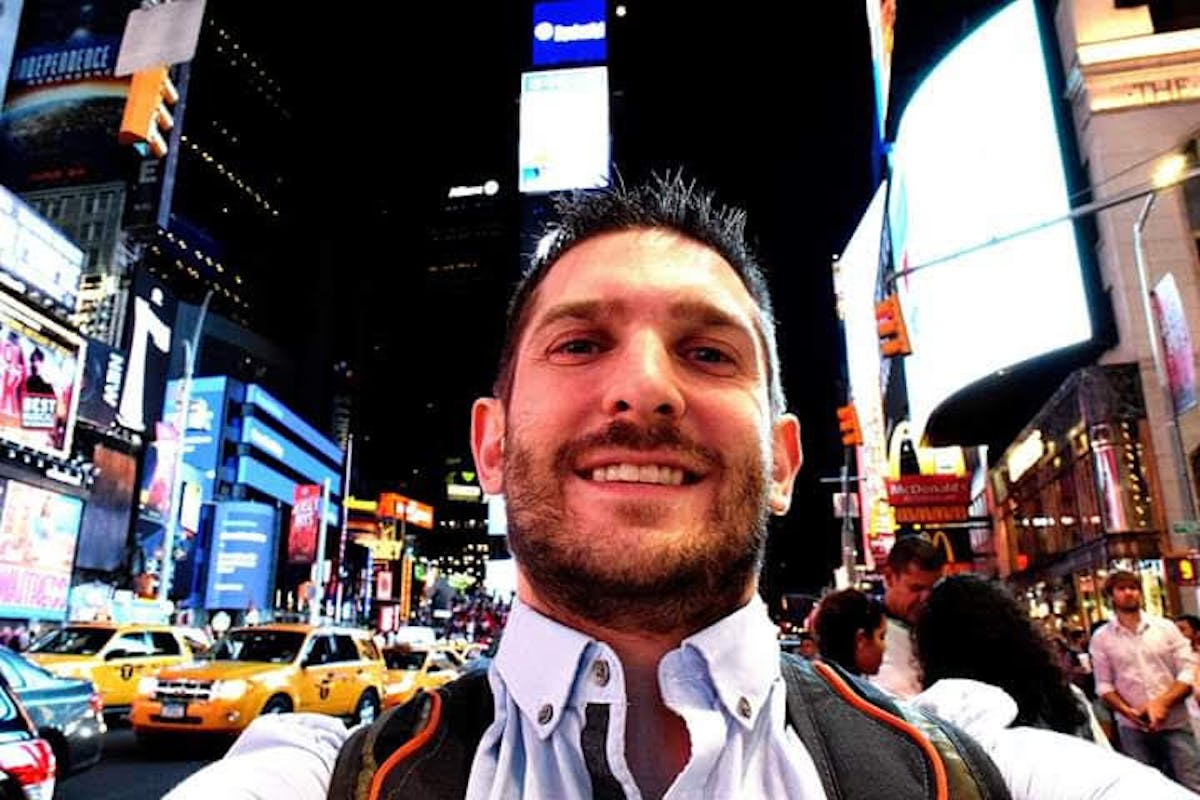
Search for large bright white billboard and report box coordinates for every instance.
[519,66,610,194]
[887,0,1091,440]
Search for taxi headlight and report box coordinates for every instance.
[137,676,158,697]
[213,679,248,701]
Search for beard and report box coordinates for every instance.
[504,418,771,636]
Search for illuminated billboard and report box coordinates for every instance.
[532,0,606,67]
[0,0,137,190]
[519,66,609,194]
[0,290,85,458]
[0,479,83,619]
[887,0,1091,440]
[0,184,83,311]
[204,501,276,611]
[75,443,135,571]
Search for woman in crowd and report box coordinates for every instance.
[812,588,886,677]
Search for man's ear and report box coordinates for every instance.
[769,413,803,516]
[471,398,506,495]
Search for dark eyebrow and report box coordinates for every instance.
[533,298,753,336]
[531,300,619,334]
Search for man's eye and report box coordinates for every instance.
[689,346,733,364]
[556,339,600,356]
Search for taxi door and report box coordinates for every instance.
[93,631,155,707]
[328,635,368,714]
[297,635,340,714]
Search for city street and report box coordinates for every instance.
[58,724,228,800]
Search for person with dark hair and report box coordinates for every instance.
[814,588,886,676]
[913,574,1100,742]
[873,534,946,697]
[1090,570,1200,790]
[169,176,1015,800]
[796,630,819,660]
[1177,615,1200,651]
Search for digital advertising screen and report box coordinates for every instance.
[117,271,175,434]
[75,443,135,571]
[519,66,610,194]
[0,184,83,311]
[0,0,139,190]
[0,290,85,458]
[0,479,83,619]
[204,501,276,611]
[77,338,126,429]
[532,0,606,67]
[886,0,1091,440]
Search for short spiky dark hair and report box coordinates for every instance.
[493,173,786,416]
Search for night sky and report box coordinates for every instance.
[256,2,879,594]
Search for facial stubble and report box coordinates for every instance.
[504,419,772,636]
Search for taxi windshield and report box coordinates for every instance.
[384,650,427,671]
[211,630,306,664]
[28,627,114,655]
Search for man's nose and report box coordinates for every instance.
[601,333,686,420]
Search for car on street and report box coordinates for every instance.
[26,623,193,719]
[0,647,103,776]
[381,643,463,708]
[129,623,386,744]
[0,671,56,800]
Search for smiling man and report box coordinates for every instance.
[170,176,1013,800]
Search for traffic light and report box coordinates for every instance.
[876,293,913,358]
[118,66,179,158]
[836,403,862,447]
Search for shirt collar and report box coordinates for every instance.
[669,595,781,730]
[493,599,594,739]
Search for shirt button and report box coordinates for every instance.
[737,697,752,719]
[592,659,611,687]
[537,704,554,725]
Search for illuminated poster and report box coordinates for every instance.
[139,420,178,522]
[0,290,84,458]
[0,0,140,189]
[75,444,135,571]
[0,479,83,619]
[288,483,321,564]
[1152,273,1197,414]
[204,501,277,611]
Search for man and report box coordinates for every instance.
[1090,570,1200,791]
[871,534,945,698]
[170,176,1200,800]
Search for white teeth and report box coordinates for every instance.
[588,464,688,485]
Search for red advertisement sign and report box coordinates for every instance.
[376,570,393,600]
[885,475,970,507]
[1152,273,1197,414]
[288,484,322,564]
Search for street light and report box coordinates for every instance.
[158,290,214,603]
[1133,158,1197,528]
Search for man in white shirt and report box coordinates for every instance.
[1090,570,1200,791]
[872,535,945,698]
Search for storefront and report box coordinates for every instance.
[991,364,1170,628]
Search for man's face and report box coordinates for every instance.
[883,564,942,625]
[472,229,802,634]
[1110,582,1142,613]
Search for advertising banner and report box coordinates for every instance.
[139,419,178,522]
[0,479,83,619]
[0,290,84,458]
[0,184,84,311]
[75,443,135,571]
[519,67,609,194]
[163,376,229,500]
[288,483,321,564]
[117,270,175,434]
[885,475,970,506]
[77,338,125,429]
[204,501,276,611]
[0,0,140,190]
[531,0,606,67]
[1152,273,1197,415]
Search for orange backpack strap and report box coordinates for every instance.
[780,653,1010,800]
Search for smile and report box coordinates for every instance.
[584,463,693,486]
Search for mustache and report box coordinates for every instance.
[554,419,722,472]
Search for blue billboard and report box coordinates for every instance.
[244,384,343,465]
[236,457,338,528]
[532,0,606,67]
[239,416,342,496]
[165,376,230,501]
[204,501,276,611]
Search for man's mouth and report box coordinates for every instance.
[577,463,700,486]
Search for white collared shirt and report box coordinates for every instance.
[466,597,828,799]
[1090,613,1197,730]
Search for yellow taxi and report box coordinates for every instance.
[26,622,193,715]
[381,643,463,708]
[129,623,385,740]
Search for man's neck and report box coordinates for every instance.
[1115,608,1143,630]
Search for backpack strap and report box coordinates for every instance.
[780,653,1009,800]
[327,670,494,800]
